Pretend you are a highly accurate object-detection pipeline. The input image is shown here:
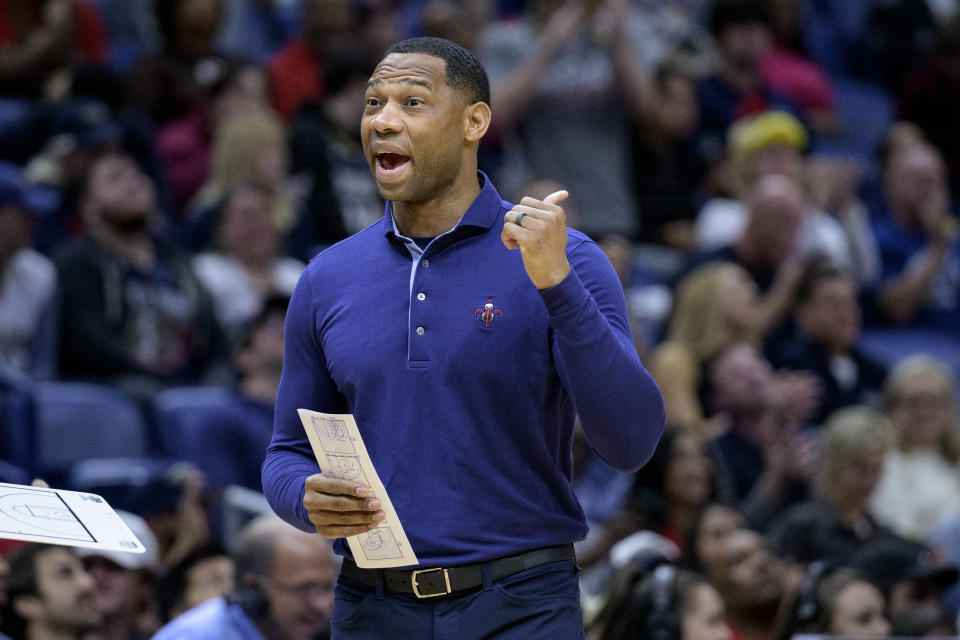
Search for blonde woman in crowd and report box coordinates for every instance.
[768,406,895,565]
[189,109,300,240]
[649,261,761,433]
[870,355,960,540]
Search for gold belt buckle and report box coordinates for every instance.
[411,567,451,598]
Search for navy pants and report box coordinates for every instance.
[331,560,584,639]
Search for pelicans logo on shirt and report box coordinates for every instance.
[474,298,503,328]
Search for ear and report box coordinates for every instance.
[13,594,43,621]
[462,101,491,144]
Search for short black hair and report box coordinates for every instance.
[384,37,490,106]
[1,544,55,638]
[707,0,770,39]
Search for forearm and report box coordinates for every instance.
[262,273,343,531]
[489,43,556,131]
[545,248,664,471]
[877,243,949,324]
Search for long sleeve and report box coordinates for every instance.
[543,238,665,471]
[261,273,347,532]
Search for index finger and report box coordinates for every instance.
[305,473,371,498]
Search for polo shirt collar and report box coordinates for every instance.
[382,171,504,243]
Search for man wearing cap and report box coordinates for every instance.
[849,537,959,636]
[0,161,59,379]
[78,511,162,640]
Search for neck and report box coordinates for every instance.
[728,602,779,640]
[28,624,82,640]
[90,221,155,270]
[391,169,481,238]
[85,614,137,640]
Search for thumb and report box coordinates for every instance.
[544,190,569,206]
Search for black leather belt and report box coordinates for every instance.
[339,543,576,599]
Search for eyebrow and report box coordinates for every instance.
[367,78,434,90]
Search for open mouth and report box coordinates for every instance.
[377,153,410,171]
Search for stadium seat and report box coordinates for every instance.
[153,386,272,490]
[0,368,37,475]
[32,381,151,482]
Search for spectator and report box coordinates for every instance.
[0,161,59,379]
[192,183,303,337]
[680,502,747,574]
[650,261,761,432]
[267,0,357,120]
[79,511,162,640]
[848,536,959,637]
[152,514,336,640]
[54,152,225,387]
[158,544,234,623]
[871,140,960,333]
[684,173,809,338]
[768,406,894,565]
[184,109,307,258]
[125,0,233,126]
[478,0,659,238]
[702,343,819,529]
[631,60,707,250]
[0,0,109,99]
[696,111,878,284]
[0,544,102,640]
[580,429,730,568]
[696,0,801,156]
[166,295,288,492]
[901,15,960,196]
[764,258,887,424]
[870,355,960,540]
[776,565,891,640]
[592,562,732,640]
[157,60,271,215]
[703,528,786,640]
[289,47,382,247]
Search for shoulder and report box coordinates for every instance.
[153,599,251,640]
[10,248,56,286]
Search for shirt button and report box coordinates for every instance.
[417,292,426,301]
[416,326,425,335]
[422,259,430,267]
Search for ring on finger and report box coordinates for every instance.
[514,212,525,227]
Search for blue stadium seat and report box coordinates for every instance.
[32,381,150,481]
[0,368,37,475]
[153,386,272,491]
[68,457,184,514]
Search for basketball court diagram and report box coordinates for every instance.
[299,409,419,568]
[309,415,356,454]
[0,488,95,543]
[360,527,404,561]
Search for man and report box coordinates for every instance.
[684,173,809,336]
[765,259,887,423]
[152,514,336,640]
[703,528,787,640]
[0,161,59,379]
[53,151,224,386]
[702,343,819,530]
[79,511,161,640]
[0,544,102,640]
[262,37,664,638]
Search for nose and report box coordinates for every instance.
[369,100,404,135]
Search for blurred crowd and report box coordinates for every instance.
[1,0,960,638]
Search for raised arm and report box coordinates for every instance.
[503,193,664,471]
